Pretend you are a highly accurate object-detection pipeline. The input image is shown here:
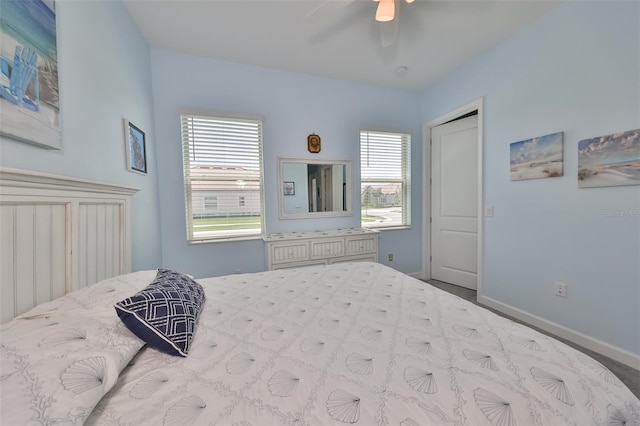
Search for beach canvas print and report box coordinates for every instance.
[0,0,61,149]
[510,132,564,181]
[578,129,640,188]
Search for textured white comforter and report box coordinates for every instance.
[83,262,640,426]
[0,270,158,425]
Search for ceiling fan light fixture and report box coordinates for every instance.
[375,0,395,22]
[405,0,415,3]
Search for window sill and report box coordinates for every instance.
[363,225,412,232]
[187,234,263,245]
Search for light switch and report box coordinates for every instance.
[485,205,493,217]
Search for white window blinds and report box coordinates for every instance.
[181,114,263,241]
[360,130,411,228]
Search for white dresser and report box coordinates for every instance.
[264,228,379,270]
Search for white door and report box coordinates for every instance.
[331,164,344,211]
[431,115,478,289]
[311,178,317,212]
[321,166,332,211]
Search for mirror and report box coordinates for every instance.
[278,158,352,219]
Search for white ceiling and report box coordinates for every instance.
[123,0,558,93]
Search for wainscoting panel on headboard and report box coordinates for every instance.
[0,168,138,322]
[77,202,124,289]
[1,203,68,321]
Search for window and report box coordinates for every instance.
[181,114,263,241]
[360,130,411,228]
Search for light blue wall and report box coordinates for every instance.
[150,51,423,278]
[420,1,640,355]
[0,0,162,271]
[282,163,309,214]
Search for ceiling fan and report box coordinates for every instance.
[305,0,416,48]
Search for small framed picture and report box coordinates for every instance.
[307,133,321,153]
[283,181,295,196]
[124,119,147,174]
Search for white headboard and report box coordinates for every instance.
[0,167,138,322]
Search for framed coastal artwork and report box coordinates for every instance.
[510,132,564,181]
[124,120,147,174]
[578,128,640,188]
[0,0,61,149]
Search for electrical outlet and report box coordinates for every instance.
[485,205,494,217]
[388,253,393,261]
[554,282,567,298]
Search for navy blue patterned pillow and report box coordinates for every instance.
[115,269,205,357]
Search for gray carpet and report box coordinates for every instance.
[424,279,640,399]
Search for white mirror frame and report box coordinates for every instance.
[277,157,352,219]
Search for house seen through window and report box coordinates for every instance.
[204,196,218,210]
[360,130,411,228]
[181,114,263,241]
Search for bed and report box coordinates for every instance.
[2,261,639,426]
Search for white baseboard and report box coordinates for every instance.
[478,295,640,370]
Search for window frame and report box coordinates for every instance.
[359,130,411,229]
[181,111,265,243]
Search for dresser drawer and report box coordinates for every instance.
[264,228,378,271]
[310,238,344,259]
[345,236,377,256]
[270,242,309,264]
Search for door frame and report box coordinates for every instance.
[421,98,484,297]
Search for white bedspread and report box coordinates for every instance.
[85,262,639,425]
[0,270,158,425]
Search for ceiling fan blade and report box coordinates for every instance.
[379,10,398,47]
[304,0,355,22]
